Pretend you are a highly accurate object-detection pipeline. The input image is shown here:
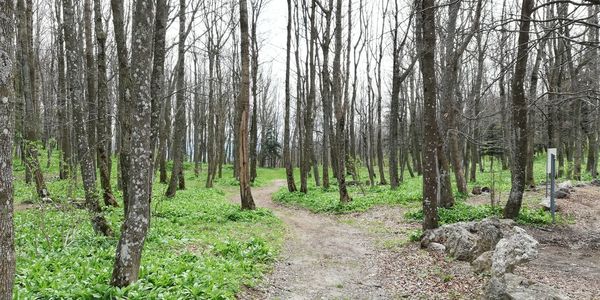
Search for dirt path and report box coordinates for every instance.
[233,180,391,299]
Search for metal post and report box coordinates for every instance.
[550,153,556,224]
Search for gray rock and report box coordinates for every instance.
[472,251,493,274]
[486,273,568,300]
[539,197,562,212]
[427,242,446,253]
[558,180,573,190]
[422,222,479,261]
[421,218,517,262]
[491,227,539,276]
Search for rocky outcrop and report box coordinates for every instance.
[420,218,565,299]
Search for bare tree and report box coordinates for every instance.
[94,0,118,207]
[166,0,188,198]
[239,0,256,210]
[111,0,155,287]
[332,0,351,203]
[284,0,298,192]
[504,0,534,219]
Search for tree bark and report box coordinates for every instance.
[166,0,187,198]
[333,0,351,203]
[111,0,154,287]
[284,0,298,192]
[111,0,132,215]
[239,0,256,210]
[94,0,118,207]
[504,0,533,219]
[0,0,16,296]
[55,0,71,180]
[150,0,168,179]
[419,0,439,230]
[84,0,97,172]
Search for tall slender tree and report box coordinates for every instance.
[94,0,118,207]
[284,0,298,192]
[238,0,256,210]
[504,0,534,219]
[419,0,439,230]
[333,0,351,203]
[166,0,187,198]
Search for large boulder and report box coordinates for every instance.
[421,218,516,262]
[421,222,479,261]
[491,226,539,276]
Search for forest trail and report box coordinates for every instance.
[232,180,391,299]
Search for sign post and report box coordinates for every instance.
[547,148,557,224]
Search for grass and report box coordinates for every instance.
[12,149,285,299]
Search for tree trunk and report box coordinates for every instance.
[166,0,187,198]
[0,0,16,296]
[94,0,118,207]
[18,0,48,200]
[504,0,533,219]
[55,0,71,180]
[84,0,97,172]
[333,0,351,203]
[111,0,154,287]
[419,0,439,230]
[284,0,297,192]
[150,0,168,179]
[238,0,256,210]
[111,0,132,214]
[63,0,112,237]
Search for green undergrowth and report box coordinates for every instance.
[13,151,285,299]
[273,176,423,213]
[404,201,564,225]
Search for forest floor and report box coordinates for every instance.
[237,179,600,300]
